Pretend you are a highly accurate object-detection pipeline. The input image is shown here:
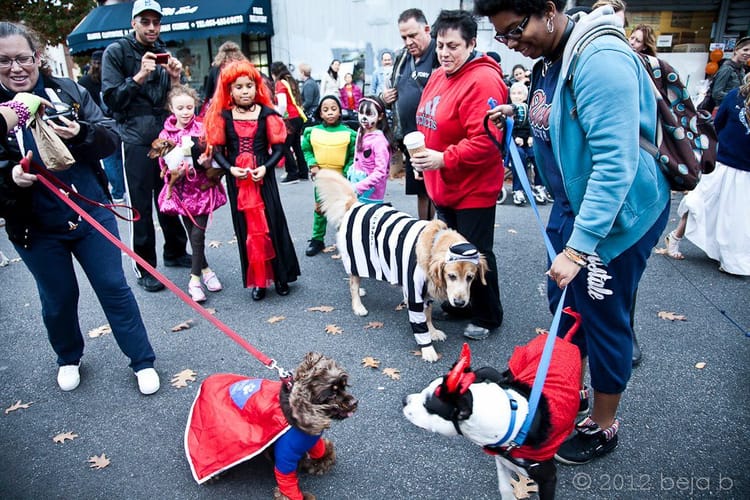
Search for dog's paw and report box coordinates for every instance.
[299,439,336,476]
[429,328,447,342]
[421,345,440,363]
[352,304,368,316]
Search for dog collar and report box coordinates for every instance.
[488,389,521,449]
[445,242,480,265]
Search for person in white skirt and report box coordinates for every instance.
[665,74,750,276]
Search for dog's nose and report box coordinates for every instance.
[453,298,466,308]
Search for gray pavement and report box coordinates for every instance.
[0,170,748,499]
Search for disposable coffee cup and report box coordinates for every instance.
[403,131,426,158]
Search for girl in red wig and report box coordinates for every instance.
[204,60,300,300]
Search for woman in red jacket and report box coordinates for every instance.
[411,9,507,340]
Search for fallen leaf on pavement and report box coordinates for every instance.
[364,321,384,329]
[654,247,668,255]
[267,315,286,324]
[657,311,687,321]
[322,245,337,253]
[5,400,33,415]
[325,324,343,335]
[382,368,401,380]
[171,369,197,388]
[695,362,706,369]
[508,229,517,234]
[204,308,216,315]
[307,305,335,313]
[88,454,110,470]
[171,319,195,331]
[87,324,111,338]
[511,474,538,499]
[53,431,79,444]
[535,327,548,336]
[331,254,342,260]
[395,302,406,311]
[362,357,380,369]
[207,240,222,248]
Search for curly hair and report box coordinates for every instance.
[211,41,246,68]
[165,84,199,109]
[630,24,657,57]
[203,60,272,147]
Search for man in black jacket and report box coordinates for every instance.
[101,0,189,292]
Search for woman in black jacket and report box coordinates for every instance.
[0,22,160,395]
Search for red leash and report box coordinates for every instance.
[21,157,291,380]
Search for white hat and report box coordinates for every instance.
[132,0,163,19]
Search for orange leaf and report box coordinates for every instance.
[695,362,707,369]
[325,324,343,335]
[171,369,197,388]
[87,324,111,338]
[657,311,687,321]
[331,254,342,260]
[267,316,286,324]
[322,245,337,253]
[395,302,406,311]
[361,357,380,369]
[535,327,548,336]
[53,431,79,444]
[4,400,33,415]
[654,247,669,255]
[307,305,335,313]
[171,319,195,332]
[88,454,110,470]
[382,368,401,380]
[364,321,384,329]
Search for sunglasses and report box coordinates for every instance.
[494,16,530,44]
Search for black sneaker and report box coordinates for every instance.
[137,275,165,292]
[280,175,299,185]
[555,421,618,465]
[164,254,192,268]
[305,239,324,256]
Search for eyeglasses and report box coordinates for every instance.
[0,55,36,69]
[494,16,530,44]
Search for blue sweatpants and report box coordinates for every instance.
[546,203,668,394]
[13,207,156,371]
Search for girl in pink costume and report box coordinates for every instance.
[347,96,392,203]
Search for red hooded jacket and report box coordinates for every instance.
[417,54,507,209]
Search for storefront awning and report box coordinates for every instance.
[67,0,273,54]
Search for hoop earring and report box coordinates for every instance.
[546,16,555,34]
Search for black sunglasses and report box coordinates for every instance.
[494,15,530,44]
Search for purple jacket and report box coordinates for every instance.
[348,130,390,203]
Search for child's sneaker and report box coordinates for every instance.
[57,363,81,391]
[512,190,527,206]
[202,270,222,292]
[555,417,619,465]
[533,185,548,204]
[188,279,206,302]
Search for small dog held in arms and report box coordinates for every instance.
[314,169,488,362]
[403,311,583,499]
[147,137,223,197]
[185,352,358,500]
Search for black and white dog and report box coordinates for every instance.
[403,321,582,499]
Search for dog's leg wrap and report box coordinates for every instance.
[527,460,557,500]
[274,469,304,500]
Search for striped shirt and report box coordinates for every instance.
[338,203,433,346]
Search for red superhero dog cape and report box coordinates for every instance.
[185,374,290,483]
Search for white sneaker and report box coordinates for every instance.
[57,363,81,391]
[201,270,223,292]
[135,368,160,395]
[512,190,527,206]
[533,185,547,204]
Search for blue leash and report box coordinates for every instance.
[484,109,568,448]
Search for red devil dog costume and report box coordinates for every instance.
[185,353,357,499]
[403,309,582,499]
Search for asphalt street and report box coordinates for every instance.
[0,170,748,500]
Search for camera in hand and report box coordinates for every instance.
[154,53,169,64]
[43,103,78,126]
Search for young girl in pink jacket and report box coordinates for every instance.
[347,96,391,203]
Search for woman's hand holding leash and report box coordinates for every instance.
[487,104,515,130]
[547,252,583,289]
[12,151,37,187]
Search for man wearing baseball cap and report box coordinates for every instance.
[102,0,191,292]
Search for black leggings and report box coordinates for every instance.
[182,214,209,275]
[283,116,308,179]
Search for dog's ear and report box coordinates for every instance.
[477,254,489,285]
[428,259,446,291]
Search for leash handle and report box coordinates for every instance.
[27,158,284,375]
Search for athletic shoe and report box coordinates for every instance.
[305,239,325,256]
[135,368,160,395]
[201,270,223,292]
[164,254,192,268]
[512,190,527,206]
[463,323,492,340]
[137,275,165,292]
[188,280,206,302]
[555,419,619,465]
[533,185,548,204]
[57,363,81,391]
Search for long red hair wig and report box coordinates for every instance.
[203,60,273,147]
